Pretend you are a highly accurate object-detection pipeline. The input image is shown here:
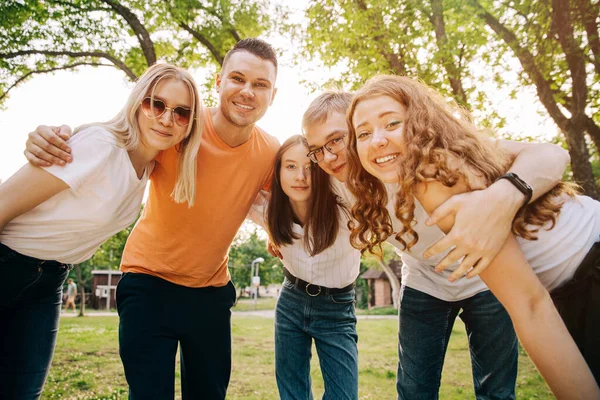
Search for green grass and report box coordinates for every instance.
[42,315,552,399]
[232,296,278,311]
[355,306,398,316]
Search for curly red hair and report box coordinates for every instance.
[345,75,578,256]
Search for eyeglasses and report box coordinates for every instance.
[141,97,192,127]
[306,133,348,163]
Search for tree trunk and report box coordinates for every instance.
[584,117,600,154]
[430,0,469,107]
[75,264,86,317]
[378,260,400,309]
[564,125,600,199]
[102,0,156,66]
[471,0,598,199]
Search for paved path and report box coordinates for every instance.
[61,310,397,320]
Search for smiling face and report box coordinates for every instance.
[216,51,277,128]
[352,95,408,184]
[279,142,312,206]
[304,111,349,182]
[137,78,192,153]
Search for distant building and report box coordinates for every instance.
[91,270,122,309]
[360,259,402,308]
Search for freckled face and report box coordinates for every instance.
[280,143,312,205]
[352,95,408,183]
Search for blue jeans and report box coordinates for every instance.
[397,286,518,400]
[117,273,236,400]
[0,243,70,400]
[275,278,359,400]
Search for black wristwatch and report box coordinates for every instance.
[495,172,533,207]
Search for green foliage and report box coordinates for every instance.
[0,0,286,106]
[361,242,398,270]
[300,0,506,126]
[228,224,283,292]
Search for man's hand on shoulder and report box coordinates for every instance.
[25,125,73,167]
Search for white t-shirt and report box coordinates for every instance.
[383,184,487,301]
[331,179,479,300]
[0,126,150,264]
[384,183,600,300]
[248,191,361,288]
[67,281,77,297]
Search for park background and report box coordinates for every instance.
[1,0,598,398]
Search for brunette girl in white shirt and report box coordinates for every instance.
[251,135,361,400]
[0,63,203,399]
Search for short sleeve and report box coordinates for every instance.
[261,164,274,192]
[43,126,119,190]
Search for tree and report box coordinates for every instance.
[468,0,600,198]
[0,0,287,106]
[301,0,505,126]
[361,243,401,309]
[228,225,282,297]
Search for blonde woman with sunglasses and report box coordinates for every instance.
[0,63,203,400]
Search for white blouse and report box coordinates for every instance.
[248,190,360,288]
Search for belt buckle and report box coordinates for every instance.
[305,283,322,297]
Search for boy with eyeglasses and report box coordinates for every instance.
[301,90,571,400]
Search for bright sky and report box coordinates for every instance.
[0,8,558,183]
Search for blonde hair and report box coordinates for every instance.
[75,63,203,207]
[302,91,353,134]
[345,75,578,255]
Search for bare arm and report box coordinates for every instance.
[416,180,599,400]
[496,139,569,203]
[0,164,69,232]
[423,139,570,280]
[24,125,74,167]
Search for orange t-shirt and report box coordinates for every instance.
[121,108,279,287]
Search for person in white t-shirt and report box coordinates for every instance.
[0,63,203,399]
[251,135,361,400]
[63,278,77,312]
[345,75,599,398]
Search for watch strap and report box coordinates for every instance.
[495,172,533,207]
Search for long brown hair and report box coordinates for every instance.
[267,135,344,256]
[345,75,578,255]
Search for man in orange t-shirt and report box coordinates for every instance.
[25,39,280,399]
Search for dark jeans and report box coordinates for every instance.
[116,272,236,400]
[551,241,600,384]
[275,278,359,400]
[0,242,70,400]
[397,286,518,400]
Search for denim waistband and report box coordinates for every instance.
[0,242,71,269]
